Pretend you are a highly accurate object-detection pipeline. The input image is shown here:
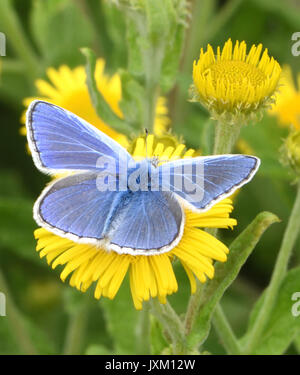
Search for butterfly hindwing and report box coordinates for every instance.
[34,173,184,254]
[108,191,184,254]
[34,172,123,242]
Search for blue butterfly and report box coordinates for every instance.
[26,100,260,256]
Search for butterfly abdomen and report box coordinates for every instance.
[101,191,130,237]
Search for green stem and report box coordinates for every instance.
[171,0,215,127]
[136,302,151,354]
[0,0,41,80]
[213,121,242,155]
[184,120,241,337]
[150,299,186,354]
[63,301,89,355]
[212,304,242,355]
[184,281,203,335]
[243,181,300,354]
[0,269,37,354]
[143,80,160,134]
[210,120,243,353]
[138,20,164,133]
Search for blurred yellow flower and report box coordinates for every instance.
[269,65,300,129]
[34,135,236,310]
[20,59,170,147]
[281,130,300,176]
[192,38,281,123]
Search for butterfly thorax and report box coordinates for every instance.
[127,159,158,192]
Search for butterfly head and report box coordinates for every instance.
[150,156,160,168]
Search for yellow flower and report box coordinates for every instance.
[269,65,300,129]
[280,130,300,176]
[20,59,170,147]
[34,135,236,310]
[192,38,281,123]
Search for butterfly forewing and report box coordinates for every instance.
[157,155,260,211]
[26,100,133,174]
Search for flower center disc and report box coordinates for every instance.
[204,60,266,88]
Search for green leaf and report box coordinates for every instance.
[144,0,186,92]
[30,0,93,67]
[125,0,185,93]
[81,47,135,136]
[241,267,300,354]
[119,70,145,128]
[100,276,139,355]
[145,0,172,44]
[98,1,127,69]
[150,315,168,355]
[0,197,42,265]
[187,211,280,349]
[126,15,144,77]
[160,21,185,92]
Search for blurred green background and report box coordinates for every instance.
[0,0,299,355]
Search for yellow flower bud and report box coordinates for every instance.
[282,130,300,176]
[192,38,281,124]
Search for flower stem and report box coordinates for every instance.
[210,120,243,353]
[132,11,164,133]
[150,299,186,354]
[136,302,151,354]
[0,269,37,354]
[213,121,242,155]
[142,42,163,133]
[63,300,89,355]
[184,119,241,339]
[212,304,242,354]
[243,181,300,354]
[184,281,203,335]
[0,0,41,81]
[143,79,160,134]
[170,0,214,126]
